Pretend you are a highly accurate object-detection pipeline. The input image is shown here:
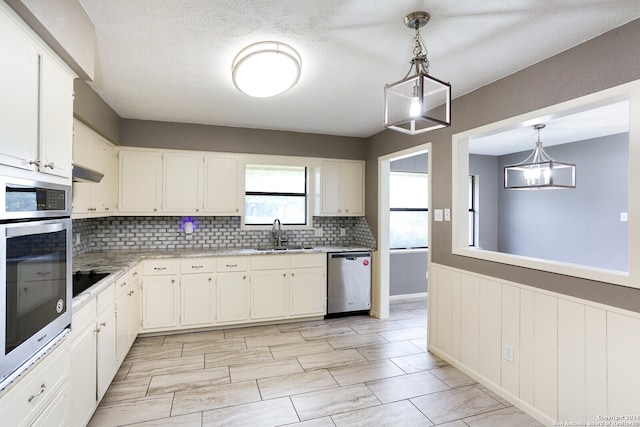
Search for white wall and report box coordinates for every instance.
[428,263,640,425]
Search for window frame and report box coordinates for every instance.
[389,170,429,250]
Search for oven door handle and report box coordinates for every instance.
[5,221,67,238]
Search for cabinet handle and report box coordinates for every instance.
[128,290,134,296]
[120,281,128,287]
[43,162,55,169]
[28,382,46,402]
[208,278,212,282]
[191,265,204,269]
[226,264,238,268]
[28,159,41,167]
[100,321,107,327]
[132,271,138,276]
[153,267,167,271]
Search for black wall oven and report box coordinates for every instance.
[0,177,72,388]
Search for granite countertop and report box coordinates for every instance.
[71,246,372,311]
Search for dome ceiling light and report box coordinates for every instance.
[384,11,451,135]
[232,41,301,98]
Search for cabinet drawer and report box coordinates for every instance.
[71,298,96,337]
[143,259,179,276]
[251,255,288,271]
[96,283,115,316]
[0,344,70,427]
[216,257,248,272]
[181,258,216,274]
[115,271,132,297]
[289,253,326,269]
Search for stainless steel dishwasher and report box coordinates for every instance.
[327,252,372,315]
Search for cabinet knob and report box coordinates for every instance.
[120,281,128,287]
[100,321,107,327]
[27,382,46,402]
[43,162,55,169]
[28,159,41,167]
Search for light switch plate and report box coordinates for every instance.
[504,344,515,363]
[434,209,443,222]
[444,208,451,221]
[621,212,629,222]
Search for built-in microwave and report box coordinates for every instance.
[0,177,72,389]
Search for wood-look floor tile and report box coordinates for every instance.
[244,331,305,348]
[410,386,505,425]
[101,377,151,405]
[290,384,381,421]
[377,326,428,342]
[163,330,225,344]
[181,337,247,356]
[124,343,184,363]
[126,355,204,379]
[204,346,273,368]
[171,380,260,416]
[258,369,338,399]
[329,359,404,386]
[88,394,174,427]
[366,370,449,403]
[356,341,423,361]
[463,406,543,426]
[202,396,299,426]
[410,338,428,351]
[277,319,328,332]
[147,366,229,395]
[396,316,428,328]
[299,325,357,341]
[229,357,303,382]
[270,340,334,359]
[327,332,388,350]
[391,352,447,373]
[126,412,203,427]
[297,349,367,370]
[223,324,281,339]
[113,361,132,381]
[280,417,336,427]
[346,320,405,334]
[430,366,477,388]
[131,336,166,346]
[331,400,433,427]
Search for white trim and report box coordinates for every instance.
[390,292,428,301]
[451,79,640,289]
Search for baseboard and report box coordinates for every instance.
[390,292,428,301]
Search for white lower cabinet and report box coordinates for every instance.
[0,340,70,427]
[69,298,98,427]
[216,273,250,323]
[251,270,288,320]
[115,267,140,364]
[96,285,117,402]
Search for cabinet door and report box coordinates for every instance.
[119,150,163,213]
[31,382,70,427]
[39,53,74,179]
[342,161,365,215]
[141,276,179,330]
[99,141,118,214]
[204,155,242,215]
[181,274,215,326]
[290,267,326,316]
[163,152,203,213]
[0,8,39,171]
[69,324,97,427]
[250,270,288,320]
[216,273,249,323]
[115,289,131,364]
[321,160,342,215]
[129,267,142,341]
[96,306,117,401]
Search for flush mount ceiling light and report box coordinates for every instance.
[384,11,451,135]
[504,124,576,190]
[232,41,301,98]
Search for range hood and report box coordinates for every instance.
[72,164,104,183]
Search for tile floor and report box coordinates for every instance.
[88,299,542,427]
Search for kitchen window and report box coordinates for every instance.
[244,165,307,225]
[390,171,428,249]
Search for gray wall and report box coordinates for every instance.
[365,18,640,313]
[470,154,499,251]
[389,154,429,296]
[120,119,367,160]
[497,133,628,271]
[74,80,121,144]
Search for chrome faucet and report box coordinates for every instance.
[272,218,284,247]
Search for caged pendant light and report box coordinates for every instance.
[504,124,576,190]
[384,11,451,135]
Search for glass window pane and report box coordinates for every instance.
[390,211,428,248]
[390,172,428,208]
[246,165,306,193]
[245,195,306,225]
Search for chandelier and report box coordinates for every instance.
[504,124,576,189]
[384,11,451,135]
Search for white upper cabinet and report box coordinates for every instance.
[0,4,75,182]
[317,160,365,216]
[163,152,203,213]
[118,150,163,213]
[204,155,242,215]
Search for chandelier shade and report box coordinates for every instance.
[384,11,451,135]
[232,41,301,98]
[503,124,576,190]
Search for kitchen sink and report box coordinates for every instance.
[255,245,314,252]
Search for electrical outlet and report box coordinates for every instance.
[621,212,629,222]
[315,227,323,237]
[340,228,346,236]
[75,233,81,245]
[434,209,443,222]
[504,344,515,363]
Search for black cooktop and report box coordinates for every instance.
[72,270,110,297]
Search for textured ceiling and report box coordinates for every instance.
[78,0,640,138]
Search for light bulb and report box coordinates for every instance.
[543,168,551,184]
[409,96,421,117]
